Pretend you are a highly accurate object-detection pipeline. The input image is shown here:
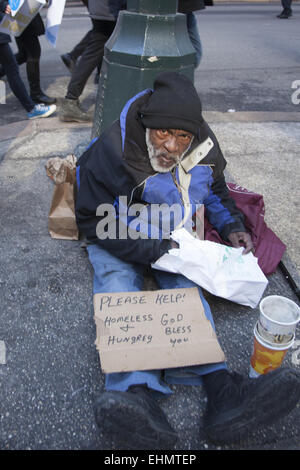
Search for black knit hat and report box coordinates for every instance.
[140,72,204,137]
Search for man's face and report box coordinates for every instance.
[146,128,194,173]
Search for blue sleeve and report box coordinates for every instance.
[204,174,246,240]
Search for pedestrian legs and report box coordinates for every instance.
[186,12,202,68]
[0,43,35,112]
[60,19,116,122]
[15,34,56,104]
[65,20,115,100]
[277,0,293,18]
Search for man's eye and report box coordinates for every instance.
[180,135,192,142]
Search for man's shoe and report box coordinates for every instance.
[59,98,92,122]
[27,103,56,120]
[203,368,300,444]
[277,9,292,18]
[30,92,56,105]
[94,387,178,449]
[61,53,76,73]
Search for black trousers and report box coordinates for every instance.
[65,19,116,100]
[15,33,41,63]
[15,33,44,96]
[281,0,292,11]
[0,43,34,112]
[69,29,93,62]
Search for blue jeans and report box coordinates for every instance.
[186,13,202,68]
[87,244,227,395]
[0,43,35,112]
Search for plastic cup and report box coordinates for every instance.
[256,320,294,345]
[249,323,294,378]
[259,295,300,342]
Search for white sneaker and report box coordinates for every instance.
[27,103,56,120]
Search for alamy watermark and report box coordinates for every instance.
[0,81,6,105]
[96,196,204,240]
[291,80,300,105]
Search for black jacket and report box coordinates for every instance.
[178,0,214,13]
[178,0,205,13]
[75,90,245,266]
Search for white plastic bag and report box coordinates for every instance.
[152,228,268,308]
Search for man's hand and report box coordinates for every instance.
[170,240,179,249]
[5,5,12,15]
[228,231,253,255]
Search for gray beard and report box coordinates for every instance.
[146,128,193,173]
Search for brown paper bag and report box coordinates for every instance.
[46,155,79,240]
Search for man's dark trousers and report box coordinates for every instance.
[65,19,116,100]
[281,0,292,12]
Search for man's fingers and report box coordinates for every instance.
[242,242,253,255]
[228,232,254,254]
[240,235,253,255]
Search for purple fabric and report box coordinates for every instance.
[204,183,286,275]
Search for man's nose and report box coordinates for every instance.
[164,136,179,153]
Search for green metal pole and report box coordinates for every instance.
[91,0,196,139]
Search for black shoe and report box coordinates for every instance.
[277,9,292,18]
[203,368,300,444]
[61,53,76,73]
[94,387,178,449]
[30,92,57,105]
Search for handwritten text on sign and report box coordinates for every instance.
[94,288,225,373]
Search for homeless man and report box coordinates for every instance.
[75,72,300,448]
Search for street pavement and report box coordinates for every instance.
[0,2,299,452]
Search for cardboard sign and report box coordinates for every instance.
[94,287,225,374]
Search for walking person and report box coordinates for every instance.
[60,0,101,84]
[14,12,56,105]
[60,0,93,74]
[178,0,205,68]
[60,0,126,123]
[0,6,56,104]
[0,2,56,119]
[277,0,293,18]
